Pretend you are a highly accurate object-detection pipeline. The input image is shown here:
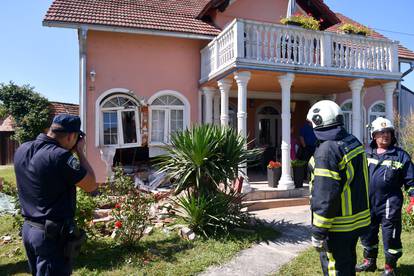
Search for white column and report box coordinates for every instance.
[278,73,295,190]
[213,92,220,125]
[217,78,232,126]
[79,28,88,133]
[202,87,215,124]
[382,81,397,125]
[234,71,251,193]
[349,78,365,142]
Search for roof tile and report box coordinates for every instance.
[43,0,220,36]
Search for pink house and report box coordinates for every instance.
[43,0,414,190]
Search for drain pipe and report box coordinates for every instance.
[78,27,88,133]
[397,61,414,127]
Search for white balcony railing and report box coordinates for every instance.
[200,19,400,82]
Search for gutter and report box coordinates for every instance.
[43,21,217,41]
[78,28,87,133]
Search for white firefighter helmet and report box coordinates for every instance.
[370,117,394,138]
[306,100,344,129]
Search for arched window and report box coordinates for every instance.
[100,94,140,147]
[367,101,386,140]
[340,100,366,142]
[149,91,190,144]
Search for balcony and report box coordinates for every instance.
[200,19,401,83]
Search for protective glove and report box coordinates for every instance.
[311,235,328,252]
[406,197,414,214]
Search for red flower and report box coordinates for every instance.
[267,161,282,169]
[114,203,121,209]
[308,12,313,16]
[115,221,123,229]
[319,18,324,23]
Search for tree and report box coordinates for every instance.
[0,82,50,143]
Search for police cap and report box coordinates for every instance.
[51,114,84,136]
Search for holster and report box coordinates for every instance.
[62,224,87,261]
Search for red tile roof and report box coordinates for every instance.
[327,13,414,60]
[0,116,15,132]
[43,0,221,37]
[49,101,79,117]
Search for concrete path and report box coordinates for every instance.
[199,205,312,276]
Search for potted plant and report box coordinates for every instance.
[267,161,282,188]
[280,13,321,31]
[338,23,370,36]
[291,159,307,188]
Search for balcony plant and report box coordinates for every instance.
[280,13,320,31]
[338,23,370,36]
[291,159,308,188]
[267,161,282,188]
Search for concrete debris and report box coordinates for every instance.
[179,227,196,240]
[144,226,153,235]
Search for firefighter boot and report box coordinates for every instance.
[381,264,397,276]
[355,258,377,272]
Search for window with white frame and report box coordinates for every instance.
[100,95,140,147]
[149,93,188,144]
[340,100,366,141]
[367,101,386,140]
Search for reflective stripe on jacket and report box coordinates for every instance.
[310,130,370,237]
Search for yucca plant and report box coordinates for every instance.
[156,124,261,196]
[172,190,247,237]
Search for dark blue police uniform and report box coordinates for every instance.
[14,133,86,276]
[360,145,414,267]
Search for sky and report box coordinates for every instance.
[0,0,413,104]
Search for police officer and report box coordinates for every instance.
[307,100,370,276]
[356,117,414,276]
[14,114,97,276]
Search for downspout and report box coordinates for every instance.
[397,61,414,127]
[286,0,296,17]
[78,27,88,133]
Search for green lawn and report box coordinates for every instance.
[0,165,16,186]
[0,215,279,275]
[278,231,414,276]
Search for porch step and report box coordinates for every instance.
[243,186,309,201]
[244,197,309,211]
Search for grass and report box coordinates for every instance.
[0,165,16,186]
[278,231,414,276]
[0,215,279,275]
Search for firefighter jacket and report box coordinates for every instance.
[366,145,414,219]
[309,127,370,238]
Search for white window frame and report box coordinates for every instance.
[340,99,366,142]
[99,93,141,148]
[367,100,386,142]
[148,90,190,146]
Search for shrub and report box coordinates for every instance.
[338,23,370,36]
[109,166,155,245]
[75,189,97,232]
[280,14,320,31]
[172,191,247,238]
[157,125,261,196]
[402,194,414,232]
[291,159,307,167]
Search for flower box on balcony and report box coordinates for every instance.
[280,14,320,31]
[338,23,370,36]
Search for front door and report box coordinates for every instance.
[256,105,281,148]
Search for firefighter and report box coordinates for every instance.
[356,117,414,276]
[307,100,370,276]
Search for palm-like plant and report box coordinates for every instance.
[156,124,261,196]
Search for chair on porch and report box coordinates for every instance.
[232,176,244,194]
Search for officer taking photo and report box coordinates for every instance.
[14,114,98,276]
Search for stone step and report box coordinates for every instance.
[243,186,309,201]
[244,197,310,211]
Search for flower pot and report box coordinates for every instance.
[292,166,305,188]
[267,167,281,188]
